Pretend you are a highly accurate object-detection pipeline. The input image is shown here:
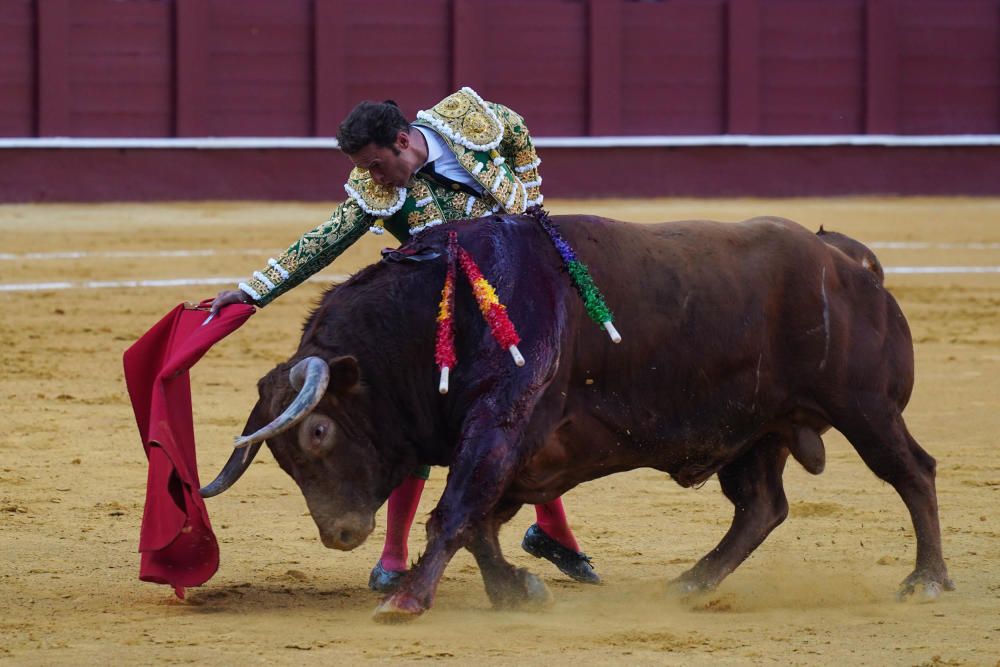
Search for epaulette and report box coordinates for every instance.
[343,167,406,219]
[415,87,504,152]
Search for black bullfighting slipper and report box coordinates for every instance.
[368,560,405,593]
[521,524,601,584]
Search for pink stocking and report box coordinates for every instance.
[534,497,580,552]
[379,475,426,572]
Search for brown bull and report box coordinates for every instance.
[202,211,952,622]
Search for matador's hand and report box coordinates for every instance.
[209,289,251,317]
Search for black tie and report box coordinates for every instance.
[418,161,480,197]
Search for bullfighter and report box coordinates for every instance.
[209,87,600,592]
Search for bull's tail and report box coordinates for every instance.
[816,225,885,284]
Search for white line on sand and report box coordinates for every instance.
[869,242,1000,250]
[884,266,1000,274]
[0,249,274,261]
[0,275,350,293]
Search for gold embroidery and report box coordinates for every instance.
[516,163,541,202]
[408,179,433,202]
[402,180,445,232]
[346,167,404,214]
[450,192,470,215]
[455,147,480,173]
[435,92,472,118]
[478,160,498,186]
[493,177,514,209]
[412,184,489,221]
[515,149,535,165]
[421,90,503,150]
[506,180,526,214]
[462,112,495,145]
[468,197,493,217]
[407,207,439,230]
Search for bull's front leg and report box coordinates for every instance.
[373,415,531,623]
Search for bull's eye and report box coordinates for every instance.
[300,415,335,457]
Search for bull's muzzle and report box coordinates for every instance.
[317,512,375,551]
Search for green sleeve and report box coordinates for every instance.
[492,102,544,206]
[240,198,371,307]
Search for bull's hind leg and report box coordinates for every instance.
[670,436,789,593]
[465,501,553,610]
[835,405,953,599]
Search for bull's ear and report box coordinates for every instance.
[328,356,361,395]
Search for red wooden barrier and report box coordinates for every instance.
[2,0,1000,200]
[4,0,998,139]
[758,0,865,134]
[0,0,36,136]
[622,0,727,134]
[896,1,1000,133]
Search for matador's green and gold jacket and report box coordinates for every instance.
[239,87,544,306]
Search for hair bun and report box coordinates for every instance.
[382,99,399,108]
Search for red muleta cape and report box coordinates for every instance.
[123,302,255,598]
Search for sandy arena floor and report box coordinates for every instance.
[1,198,998,665]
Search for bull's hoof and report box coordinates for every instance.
[373,592,426,624]
[522,570,554,607]
[487,569,554,610]
[896,569,955,602]
[666,574,715,598]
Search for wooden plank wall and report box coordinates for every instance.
[2,0,999,139]
[0,0,38,136]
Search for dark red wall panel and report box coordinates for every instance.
[7,0,1000,140]
[0,0,35,136]
[341,0,452,123]
[758,0,865,134]
[620,0,727,135]
[64,0,172,137]
[896,1,1000,133]
[204,0,312,136]
[474,0,589,136]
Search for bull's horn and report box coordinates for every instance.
[200,442,263,497]
[233,356,330,450]
[200,401,267,497]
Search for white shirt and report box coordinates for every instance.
[414,125,484,194]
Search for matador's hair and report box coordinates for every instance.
[336,99,409,155]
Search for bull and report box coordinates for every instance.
[201,211,952,622]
